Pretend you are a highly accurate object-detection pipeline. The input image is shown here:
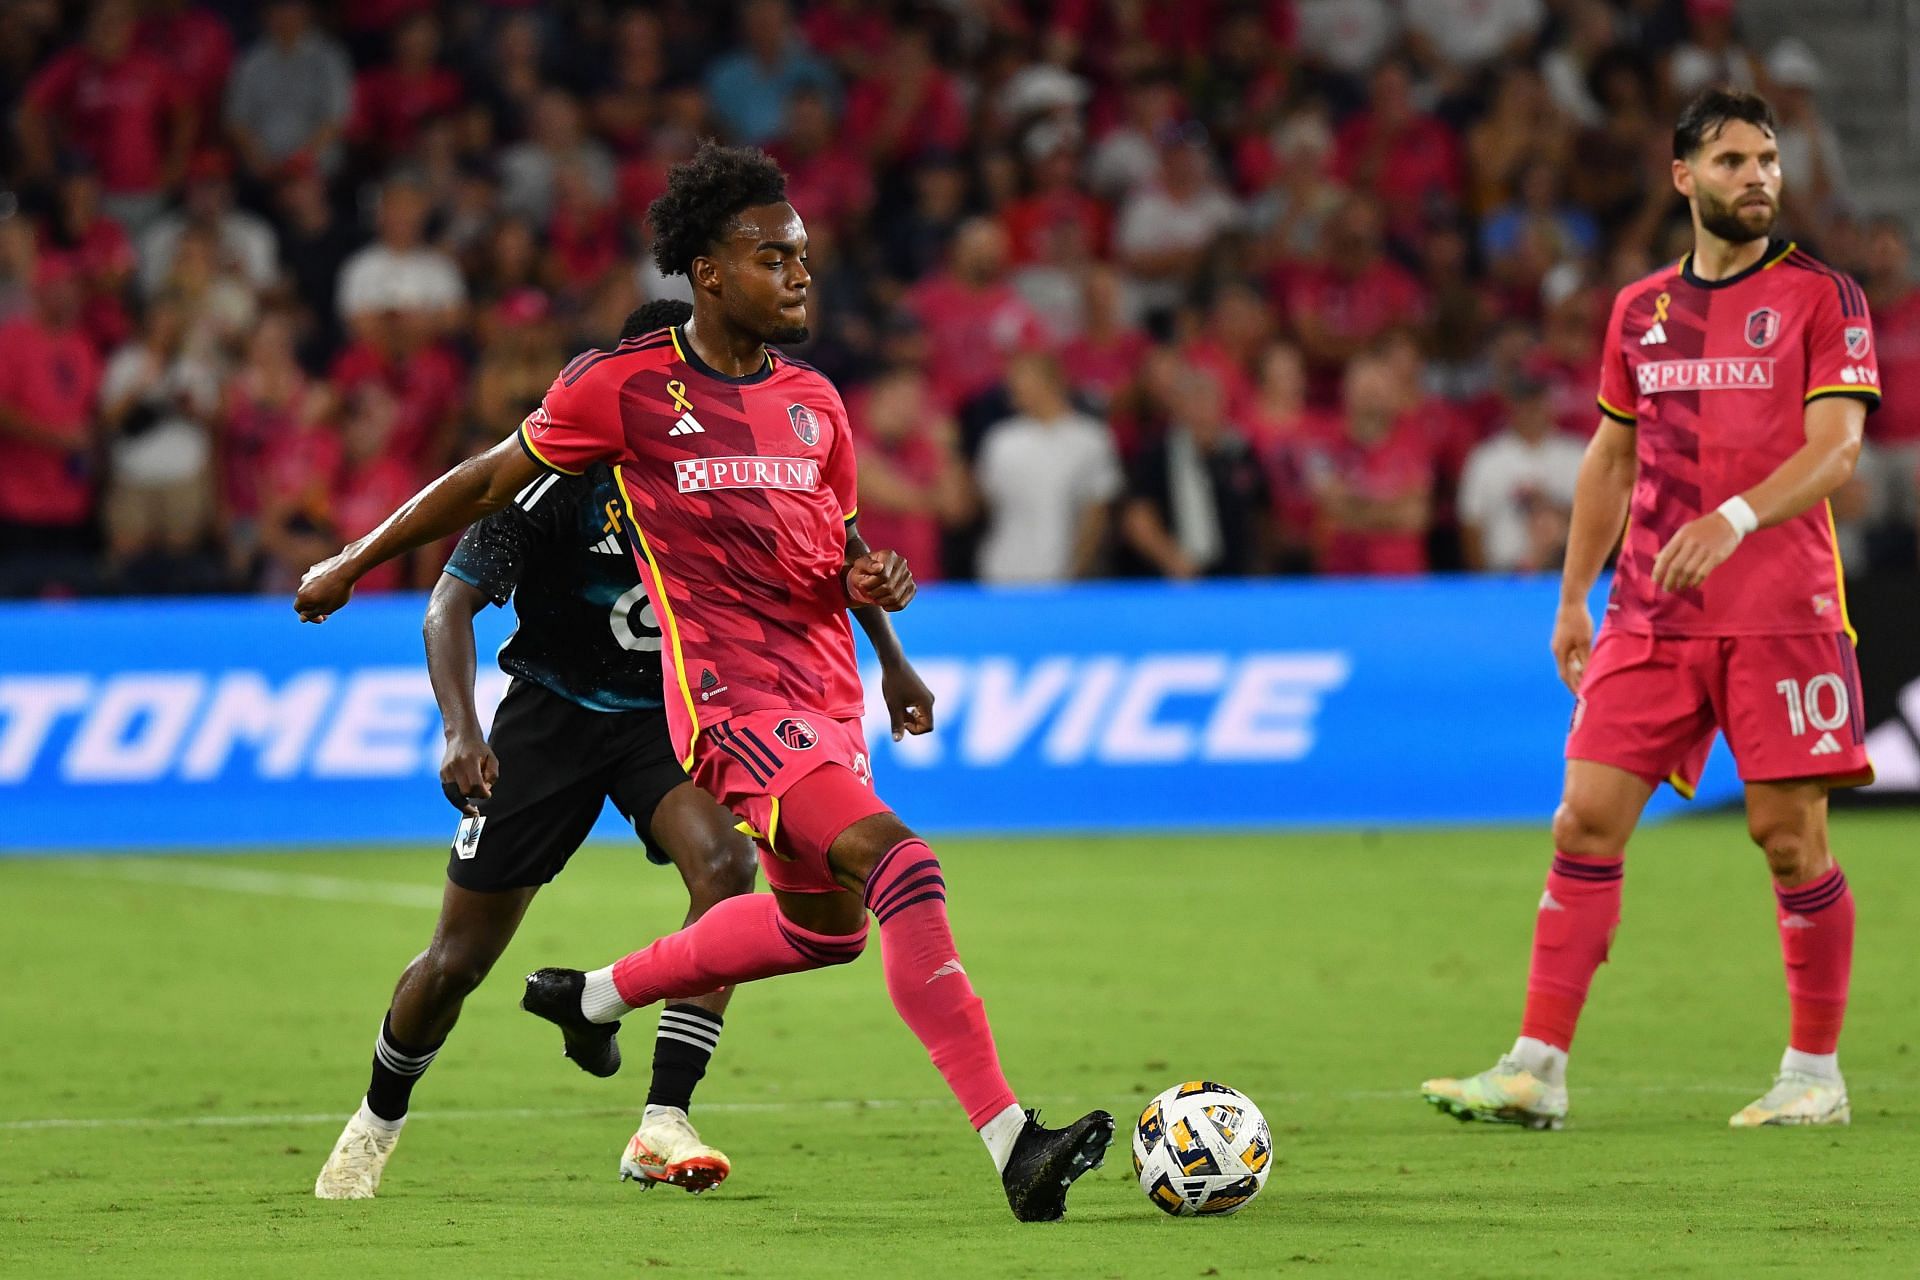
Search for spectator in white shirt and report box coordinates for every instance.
[1458,375,1586,573]
[139,152,278,296]
[336,177,465,335]
[975,352,1123,584]
[225,0,353,181]
[1115,124,1240,316]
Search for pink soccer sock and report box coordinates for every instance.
[611,893,866,1008]
[1519,851,1624,1051]
[1775,865,1853,1055]
[865,839,1019,1127]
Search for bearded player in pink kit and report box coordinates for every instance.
[297,142,1113,1221]
[1422,89,1880,1130]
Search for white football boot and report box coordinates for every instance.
[618,1107,731,1193]
[1729,1071,1850,1127]
[314,1104,404,1199]
[1421,1055,1569,1130]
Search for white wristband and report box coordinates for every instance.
[1717,495,1759,540]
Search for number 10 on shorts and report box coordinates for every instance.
[1775,674,1849,737]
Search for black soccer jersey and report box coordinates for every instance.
[443,465,664,713]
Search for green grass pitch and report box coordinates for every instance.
[4,815,1919,1278]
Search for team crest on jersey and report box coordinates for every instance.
[775,717,818,750]
[524,405,551,437]
[787,403,821,446]
[1845,326,1871,358]
[1745,307,1780,349]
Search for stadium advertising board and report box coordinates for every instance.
[0,579,1755,851]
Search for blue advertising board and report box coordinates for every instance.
[0,580,1737,851]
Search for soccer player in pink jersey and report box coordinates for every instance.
[1422,89,1880,1131]
[295,142,1113,1220]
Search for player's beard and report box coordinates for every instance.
[768,323,810,345]
[1697,187,1777,244]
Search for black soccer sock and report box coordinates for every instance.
[647,1003,724,1114]
[364,1011,443,1124]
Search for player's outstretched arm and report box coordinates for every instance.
[294,434,544,622]
[1650,397,1866,594]
[424,573,498,815]
[843,523,933,740]
[1553,420,1638,693]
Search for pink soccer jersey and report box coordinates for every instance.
[1595,240,1881,637]
[517,324,864,758]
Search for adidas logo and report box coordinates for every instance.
[1780,914,1816,929]
[1539,891,1564,912]
[668,412,705,436]
[1809,731,1843,756]
[698,668,726,702]
[588,534,622,555]
[1640,322,1668,346]
[925,958,966,984]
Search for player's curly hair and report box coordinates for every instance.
[646,141,788,279]
[619,297,693,341]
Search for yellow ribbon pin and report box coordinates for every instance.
[1653,292,1670,324]
[666,379,694,414]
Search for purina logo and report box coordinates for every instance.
[675,456,820,495]
[1635,358,1775,395]
[1745,306,1780,349]
[775,717,819,750]
[787,403,821,446]
[1846,326,1871,358]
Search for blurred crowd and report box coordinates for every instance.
[2,0,1917,599]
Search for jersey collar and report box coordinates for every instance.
[1678,238,1793,290]
[670,325,776,385]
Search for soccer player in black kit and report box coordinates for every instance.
[315,300,938,1200]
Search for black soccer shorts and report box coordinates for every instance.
[445,679,690,892]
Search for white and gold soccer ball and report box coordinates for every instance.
[1132,1081,1272,1217]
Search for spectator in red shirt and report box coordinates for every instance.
[1306,346,1435,576]
[1525,286,1604,437]
[348,12,464,167]
[847,367,975,583]
[1241,341,1332,569]
[1857,216,1920,539]
[1059,265,1151,417]
[1285,195,1428,403]
[770,86,876,240]
[902,217,1050,414]
[325,381,424,593]
[18,0,194,232]
[47,167,138,353]
[843,23,969,171]
[218,310,311,568]
[1001,133,1110,267]
[1331,58,1463,237]
[138,0,233,149]
[0,254,104,591]
[543,162,621,302]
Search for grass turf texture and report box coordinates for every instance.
[4,815,1919,1278]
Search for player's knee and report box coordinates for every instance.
[688,833,758,908]
[816,924,868,966]
[1550,800,1621,856]
[421,939,499,1000]
[1749,818,1827,882]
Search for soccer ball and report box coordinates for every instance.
[1132,1081,1272,1217]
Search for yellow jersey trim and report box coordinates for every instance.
[613,464,701,768]
[1596,395,1636,424]
[1667,771,1698,801]
[842,507,858,524]
[1805,385,1881,401]
[765,795,781,856]
[668,326,688,363]
[1824,500,1857,644]
[518,419,582,475]
[1761,240,1797,270]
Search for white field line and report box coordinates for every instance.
[0,1084,1812,1134]
[51,858,444,909]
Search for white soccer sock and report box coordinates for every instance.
[580,965,633,1024]
[356,1097,404,1134]
[980,1103,1026,1173]
[1510,1036,1569,1087]
[1782,1047,1841,1081]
